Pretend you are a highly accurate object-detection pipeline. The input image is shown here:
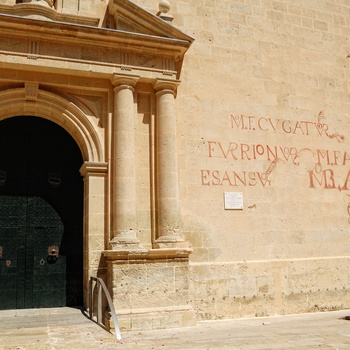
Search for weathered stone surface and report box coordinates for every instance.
[1,0,350,331]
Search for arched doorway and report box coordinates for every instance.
[0,116,83,309]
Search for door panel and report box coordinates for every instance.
[0,116,83,309]
[0,196,66,309]
[0,226,22,309]
[0,196,26,309]
[28,197,66,308]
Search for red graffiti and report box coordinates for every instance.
[200,170,270,187]
[230,111,344,142]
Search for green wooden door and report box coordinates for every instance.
[0,117,83,309]
[0,196,66,308]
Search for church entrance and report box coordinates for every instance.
[0,116,83,309]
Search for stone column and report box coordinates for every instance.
[153,80,187,248]
[110,74,141,250]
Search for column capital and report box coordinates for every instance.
[153,79,180,94]
[111,73,140,89]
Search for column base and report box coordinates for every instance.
[154,234,189,248]
[109,230,143,250]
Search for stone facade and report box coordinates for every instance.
[1,0,350,331]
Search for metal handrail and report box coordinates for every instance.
[89,276,122,340]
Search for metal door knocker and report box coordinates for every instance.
[39,258,45,266]
[48,245,59,257]
[47,245,59,264]
[48,173,61,188]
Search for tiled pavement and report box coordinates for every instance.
[1,307,350,349]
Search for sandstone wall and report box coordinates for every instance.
[3,0,350,322]
[134,0,350,319]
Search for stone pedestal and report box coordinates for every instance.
[103,248,196,330]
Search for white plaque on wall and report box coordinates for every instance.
[224,192,243,210]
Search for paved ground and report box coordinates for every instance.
[1,307,350,349]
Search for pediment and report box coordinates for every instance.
[0,0,193,80]
[0,0,193,44]
[108,0,193,43]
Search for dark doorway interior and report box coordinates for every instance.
[0,116,83,309]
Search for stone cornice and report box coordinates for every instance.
[0,12,191,81]
[0,13,191,60]
[0,1,194,82]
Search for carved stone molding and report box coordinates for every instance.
[79,162,108,177]
[103,248,192,262]
[25,82,39,101]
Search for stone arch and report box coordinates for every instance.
[0,87,103,163]
[0,86,108,309]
